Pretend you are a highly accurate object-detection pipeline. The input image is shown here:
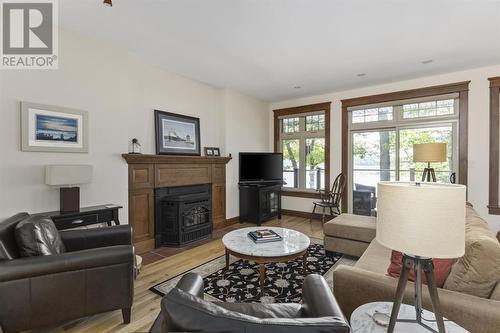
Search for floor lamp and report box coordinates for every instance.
[413,143,447,182]
[376,182,466,333]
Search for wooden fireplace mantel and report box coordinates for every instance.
[122,153,232,165]
[122,153,231,253]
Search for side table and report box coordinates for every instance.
[37,204,122,230]
[350,302,468,333]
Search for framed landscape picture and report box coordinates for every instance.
[21,102,89,153]
[154,110,201,155]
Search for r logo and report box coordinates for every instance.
[1,0,57,69]
[2,2,53,54]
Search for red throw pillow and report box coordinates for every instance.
[387,251,454,288]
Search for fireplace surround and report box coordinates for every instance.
[122,154,231,253]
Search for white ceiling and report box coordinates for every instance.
[60,0,500,102]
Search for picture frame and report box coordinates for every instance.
[21,102,89,153]
[154,110,201,155]
[204,147,214,156]
[213,147,221,156]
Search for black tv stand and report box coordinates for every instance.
[239,182,282,226]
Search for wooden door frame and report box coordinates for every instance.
[488,76,500,214]
[341,81,470,213]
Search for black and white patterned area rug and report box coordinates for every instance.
[150,239,354,304]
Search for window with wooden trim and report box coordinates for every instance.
[341,81,470,216]
[273,103,331,197]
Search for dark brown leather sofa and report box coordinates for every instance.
[0,213,135,333]
[150,272,350,333]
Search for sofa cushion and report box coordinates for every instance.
[323,214,376,243]
[324,236,370,258]
[0,213,30,260]
[443,207,500,298]
[491,282,500,301]
[15,216,66,257]
[387,251,454,288]
[355,240,392,274]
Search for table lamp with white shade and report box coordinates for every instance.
[413,143,447,182]
[376,181,466,333]
[45,165,93,212]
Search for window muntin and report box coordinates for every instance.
[279,112,326,190]
[402,99,454,119]
[281,117,299,133]
[351,106,393,124]
[306,114,325,131]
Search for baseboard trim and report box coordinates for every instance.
[282,209,334,222]
[226,216,239,226]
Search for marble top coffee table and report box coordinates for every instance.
[351,302,468,333]
[222,227,310,293]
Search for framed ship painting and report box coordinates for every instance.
[21,102,89,153]
[154,110,201,156]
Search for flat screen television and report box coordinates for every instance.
[239,152,283,183]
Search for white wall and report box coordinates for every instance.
[270,64,500,232]
[224,89,270,218]
[0,29,269,222]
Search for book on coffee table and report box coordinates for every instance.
[248,229,282,243]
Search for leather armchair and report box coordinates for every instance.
[150,272,350,333]
[0,213,134,333]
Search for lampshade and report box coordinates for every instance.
[45,165,93,186]
[413,143,447,162]
[376,182,466,258]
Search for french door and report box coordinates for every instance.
[349,122,457,215]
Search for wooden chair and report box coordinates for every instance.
[311,173,346,223]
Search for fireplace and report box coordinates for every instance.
[155,184,212,247]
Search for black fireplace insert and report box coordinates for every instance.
[155,184,212,247]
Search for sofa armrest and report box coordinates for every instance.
[175,272,205,299]
[333,265,500,333]
[0,245,134,282]
[302,274,347,321]
[60,225,132,251]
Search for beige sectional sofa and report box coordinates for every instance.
[328,205,500,333]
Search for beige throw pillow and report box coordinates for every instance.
[443,208,500,298]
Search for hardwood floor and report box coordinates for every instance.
[41,215,324,333]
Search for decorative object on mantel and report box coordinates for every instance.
[412,143,447,182]
[130,138,142,154]
[45,165,93,212]
[204,147,214,156]
[204,147,221,156]
[154,110,201,156]
[377,182,466,333]
[21,102,89,153]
